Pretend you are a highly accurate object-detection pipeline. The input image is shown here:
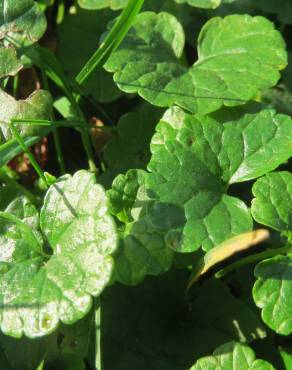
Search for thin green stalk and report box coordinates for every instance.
[215,245,292,279]
[75,0,145,86]
[40,60,66,175]
[0,168,39,205]
[12,118,83,127]
[12,118,117,131]
[0,211,42,249]
[9,122,49,188]
[35,47,97,172]
[71,98,97,172]
[13,75,19,97]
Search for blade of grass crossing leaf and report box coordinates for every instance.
[0,212,42,249]
[11,118,116,131]
[186,230,270,292]
[0,133,51,168]
[9,122,49,188]
[215,245,292,278]
[75,0,145,86]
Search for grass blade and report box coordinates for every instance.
[75,0,145,86]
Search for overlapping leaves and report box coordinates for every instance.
[0,171,117,338]
[109,107,292,285]
[147,107,292,252]
[105,12,287,114]
[100,104,163,187]
[0,0,47,78]
[0,89,53,167]
[78,0,221,10]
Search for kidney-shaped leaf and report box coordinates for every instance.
[253,255,292,335]
[144,107,292,252]
[0,171,117,338]
[105,12,287,114]
[190,341,274,369]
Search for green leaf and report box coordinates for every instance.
[57,8,121,103]
[190,341,274,369]
[0,193,42,271]
[102,272,266,370]
[251,172,292,232]
[0,314,92,370]
[175,0,221,9]
[146,107,292,252]
[0,171,117,338]
[78,0,127,10]
[109,170,182,285]
[177,192,253,252]
[99,104,163,187]
[253,255,292,335]
[0,89,53,142]
[0,0,47,78]
[280,349,292,369]
[105,12,287,114]
[104,104,163,171]
[107,169,150,224]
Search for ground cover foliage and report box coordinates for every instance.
[0,0,292,369]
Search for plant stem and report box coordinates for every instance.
[215,245,292,279]
[40,61,66,175]
[71,96,97,173]
[35,47,97,172]
[0,211,42,248]
[12,118,117,131]
[9,122,49,188]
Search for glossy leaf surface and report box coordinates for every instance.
[105,13,287,114]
